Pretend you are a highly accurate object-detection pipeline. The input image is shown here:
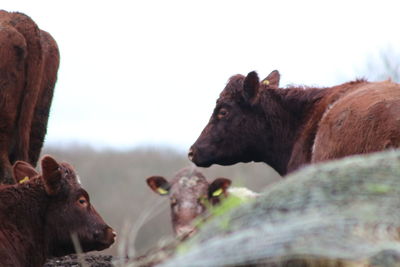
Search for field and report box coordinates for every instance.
[42,145,281,257]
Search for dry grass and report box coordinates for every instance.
[42,144,281,257]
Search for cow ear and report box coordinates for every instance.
[261,70,280,89]
[243,71,260,102]
[41,155,63,196]
[146,176,171,195]
[208,178,232,199]
[12,161,39,184]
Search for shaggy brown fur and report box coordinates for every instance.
[189,70,400,175]
[0,155,115,267]
[0,10,59,184]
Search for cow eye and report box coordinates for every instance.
[77,196,88,208]
[217,108,228,119]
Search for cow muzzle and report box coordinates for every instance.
[176,225,196,239]
[93,226,116,250]
[188,146,213,167]
[188,148,194,161]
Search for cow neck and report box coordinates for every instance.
[0,179,48,263]
[0,179,48,225]
[259,87,324,175]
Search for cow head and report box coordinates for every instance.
[12,155,116,256]
[146,167,231,237]
[189,70,280,167]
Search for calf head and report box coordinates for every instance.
[146,167,231,236]
[189,70,280,167]
[12,155,116,257]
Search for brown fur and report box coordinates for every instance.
[0,10,59,184]
[0,155,115,267]
[146,167,231,236]
[189,70,400,175]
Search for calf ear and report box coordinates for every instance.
[208,178,232,199]
[41,155,63,196]
[146,176,171,195]
[243,71,260,102]
[261,70,280,89]
[12,161,39,184]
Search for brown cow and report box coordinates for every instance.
[147,167,259,237]
[189,70,400,176]
[0,10,59,184]
[0,155,115,267]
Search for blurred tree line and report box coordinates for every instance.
[42,145,280,257]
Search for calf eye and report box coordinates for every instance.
[217,108,228,119]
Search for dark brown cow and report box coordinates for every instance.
[189,70,400,175]
[0,10,59,184]
[147,167,232,237]
[0,155,115,267]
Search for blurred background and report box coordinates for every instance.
[43,146,280,256]
[3,0,400,257]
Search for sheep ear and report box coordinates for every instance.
[243,71,260,101]
[41,155,63,196]
[261,70,280,89]
[146,176,171,195]
[12,161,39,184]
[208,178,232,198]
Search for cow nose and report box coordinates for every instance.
[176,226,196,238]
[188,148,194,161]
[108,228,117,242]
[93,230,101,240]
[94,227,116,243]
[102,227,116,247]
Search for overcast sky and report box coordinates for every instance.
[3,0,400,151]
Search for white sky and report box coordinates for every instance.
[2,0,400,151]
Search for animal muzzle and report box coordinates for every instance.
[188,146,212,167]
[92,226,116,250]
[188,147,194,161]
[175,225,197,238]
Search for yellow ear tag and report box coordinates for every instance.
[212,188,223,197]
[19,176,29,184]
[262,80,270,85]
[157,187,169,195]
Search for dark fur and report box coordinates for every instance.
[190,70,400,175]
[0,10,59,184]
[0,155,115,267]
